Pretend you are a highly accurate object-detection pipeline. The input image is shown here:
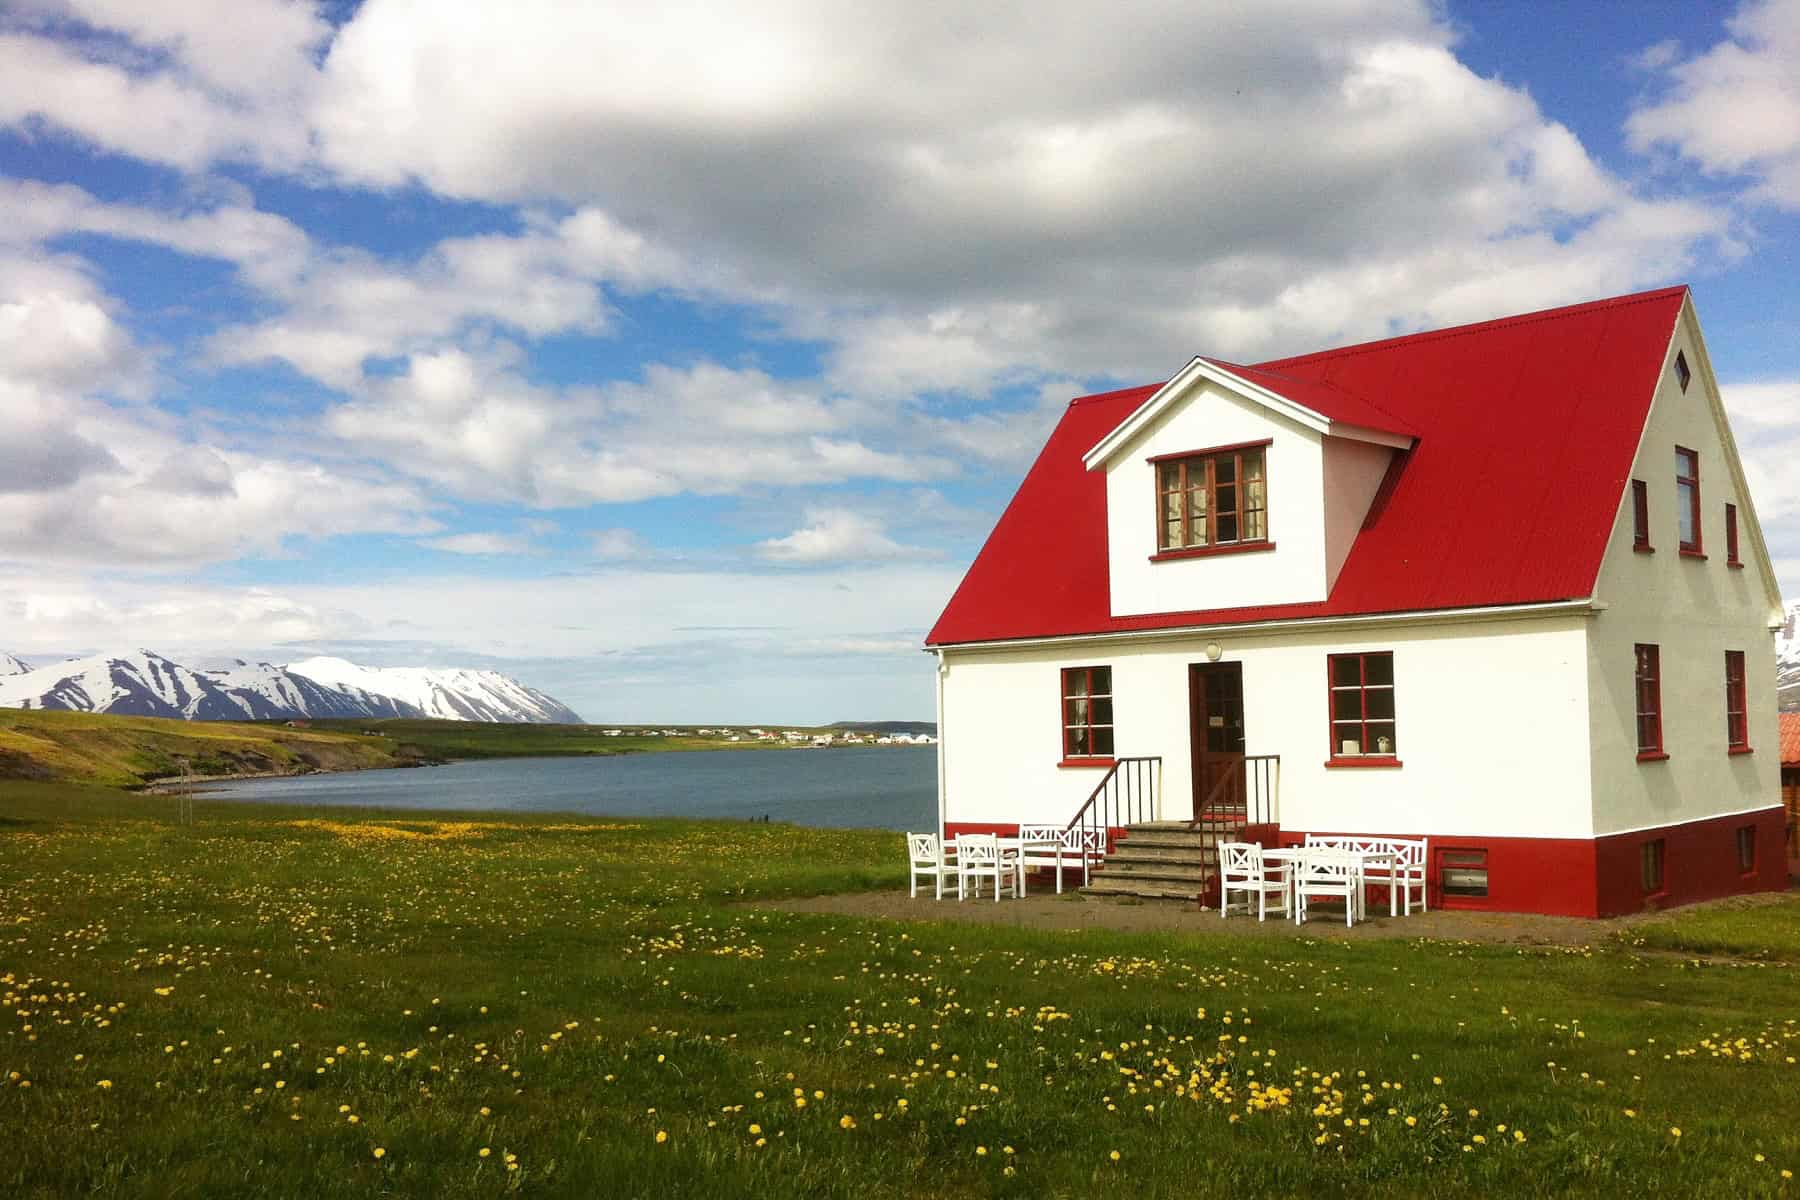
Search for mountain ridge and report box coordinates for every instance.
[0,649,581,724]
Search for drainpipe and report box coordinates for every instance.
[933,648,948,838]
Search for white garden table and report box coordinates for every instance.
[996,836,1065,896]
[1263,846,1402,919]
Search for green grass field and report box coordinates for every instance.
[2,781,1796,1198]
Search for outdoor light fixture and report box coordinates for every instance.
[1204,642,1223,661]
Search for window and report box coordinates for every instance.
[1439,849,1489,900]
[1725,650,1749,752]
[1631,479,1651,551]
[1634,643,1664,759]
[1060,666,1114,760]
[1641,838,1666,895]
[1674,350,1691,392]
[1736,825,1756,874]
[1676,447,1702,554]
[1327,652,1397,759]
[1155,442,1269,553]
[1725,503,1740,567]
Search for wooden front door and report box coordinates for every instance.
[1189,662,1245,815]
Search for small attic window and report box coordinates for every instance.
[1674,350,1691,392]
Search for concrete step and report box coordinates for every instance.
[1115,831,1216,849]
[1104,846,1214,866]
[1083,875,1206,901]
[1093,862,1211,886]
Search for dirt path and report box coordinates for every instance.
[760,885,1798,947]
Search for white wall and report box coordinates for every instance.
[1586,300,1783,835]
[941,613,1597,839]
[1102,382,1328,616]
[1322,437,1398,591]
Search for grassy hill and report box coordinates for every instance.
[0,708,422,789]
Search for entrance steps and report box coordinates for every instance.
[1082,821,1222,903]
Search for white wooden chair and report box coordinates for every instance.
[955,833,1020,902]
[1393,839,1428,913]
[1293,849,1359,927]
[1218,842,1290,921]
[906,832,957,900]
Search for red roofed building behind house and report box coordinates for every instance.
[926,286,1786,918]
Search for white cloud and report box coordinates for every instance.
[418,532,534,555]
[293,0,1733,381]
[1627,0,1800,209]
[590,528,647,560]
[322,349,944,505]
[756,509,931,564]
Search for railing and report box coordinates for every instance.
[1064,756,1162,856]
[1192,754,1281,829]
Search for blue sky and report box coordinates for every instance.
[1,0,1797,722]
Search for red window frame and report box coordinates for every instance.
[1152,440,1270,556]
[1725,503,1741,567]
[1059,665,1114,763]
[1326,652,1398,764]
[1634,643,1665,760]
[1725,650,1749,752]
[1631,479,1651,552]
[1675,447,1702,555]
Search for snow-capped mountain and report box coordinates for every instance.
[0,652,30,676]
[1779,601,1799,709]
[0,650,582,724]
[286,657,583,724]
[201,661,426,721]
[0,649,271,721]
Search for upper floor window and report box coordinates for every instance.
[1725,503,1741,567]
[1676,447,1702,554]
[1631,479,1651,552]
[1674,350,1691,392]
[1060,665,1114,761]
[1154,442,1268,553]
[1725,650,1749,752]
[1327,652,1397,760]
[1634,643,1664,760]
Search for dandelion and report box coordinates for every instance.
[373,1148,386,1160]
[655,1130,668,1144]
[97,1080,112,1089]
[479,1148,490,1158]
[1109,1150,1121,1162]
[1670,1127,1682,1138]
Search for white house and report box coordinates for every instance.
[925,286,1786,917]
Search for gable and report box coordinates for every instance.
[927,286,1691,647]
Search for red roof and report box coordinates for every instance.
[928,286,1688,646]
[1780,713,1800,768]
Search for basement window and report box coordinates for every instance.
[1736,825,1756,875]
[1674,350,1691,392]
[1439,849,1489,900]
[1641,838,1666,895]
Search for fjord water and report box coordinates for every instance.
[204,744,937,830]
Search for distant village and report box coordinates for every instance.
[600,727,937,747]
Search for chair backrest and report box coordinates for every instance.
[1220,842,1259,877]
[907,832,940,866]
[1018,823,1066,846]
[1298,849,1356,881]
[956,833,999,865]
[1397,838,1428,867]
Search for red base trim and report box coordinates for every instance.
[947,810,1787,918]
[1281,808,1787,917]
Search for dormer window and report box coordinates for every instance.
[1152,440,1269,555]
